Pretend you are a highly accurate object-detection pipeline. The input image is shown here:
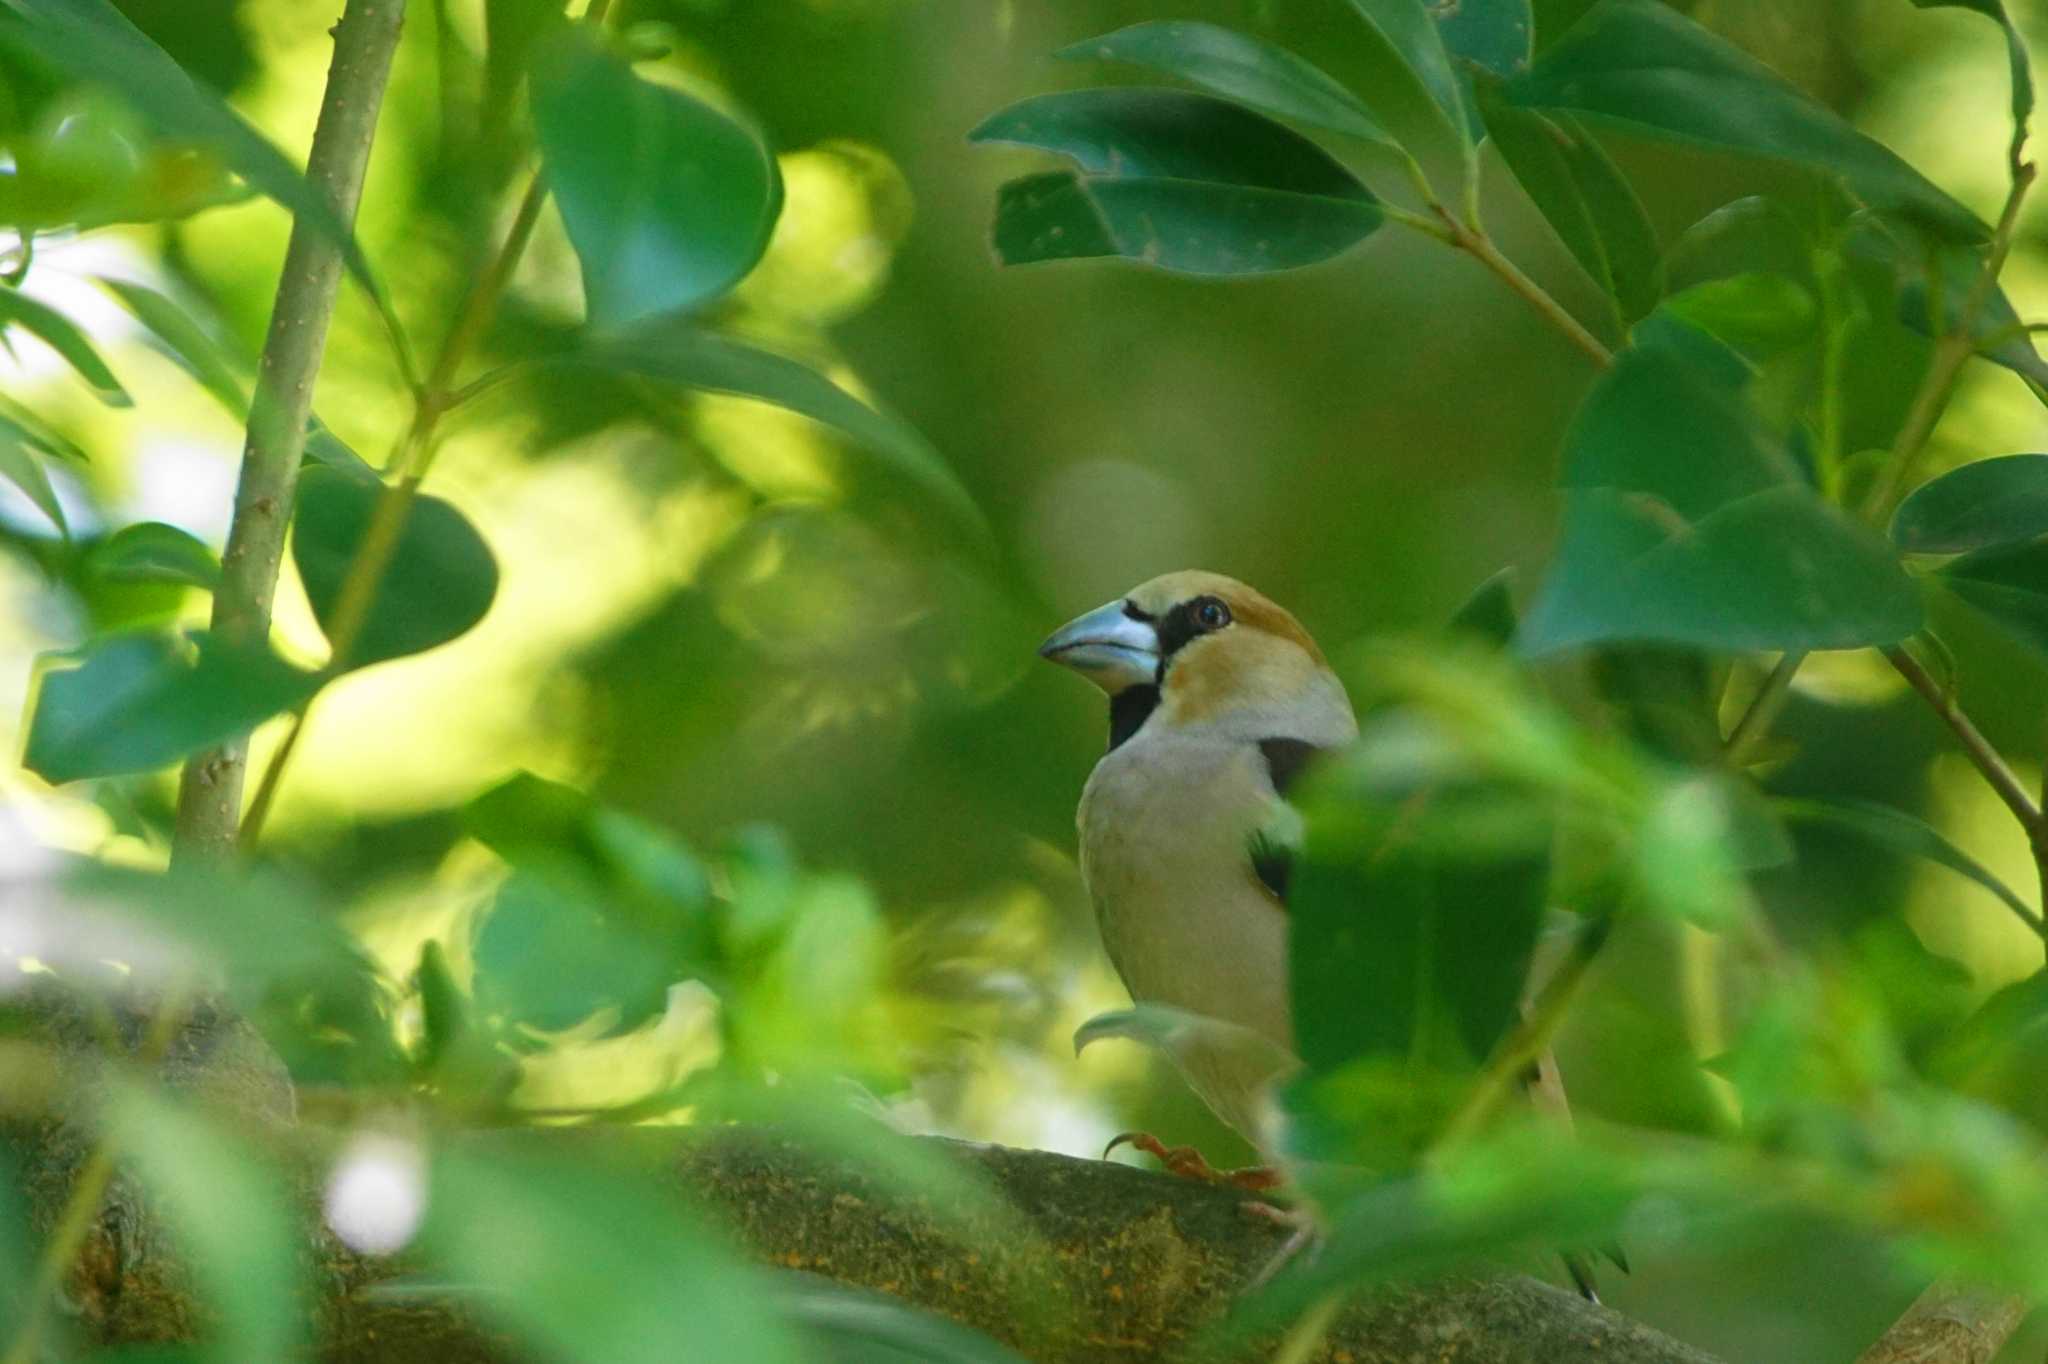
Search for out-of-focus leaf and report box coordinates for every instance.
[1481,98,1660,332]
[107,1082,303,1364]
[484,0,559,130]
[85,521,220,589]
[303,419,374,473]
[1938,539,2048,661]
[1910,0,2031,172]
[97,276,247,412]
[1663,196,1813,293]
[1437,0,1533,80]
[970,90,1382,276]
[1345,0,1469,141]
[0,0,398,328]
[291,467,499,668]
[775,1274,1031,1364]
[1934,972,2048,1132]
[1448,568,1518,647]
[1847,218,2048,391]
[423,1143,805,1364]
[1774,797,2041,934]
[1892,455,2048,554]
[0,419,65,534]
[23,631,321,784]
[531,27,782,326]
[0,283,127,404]
[1659,273,1817,360]
[566,325,985,541]
[0,1150,27,1330]
[1054,21,1396,149]
[1521,341,1922,653]
[1506,0,1987,243]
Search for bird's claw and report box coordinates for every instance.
[1103,1131,1283,1190]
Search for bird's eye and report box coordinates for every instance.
[1193,598,1231,631]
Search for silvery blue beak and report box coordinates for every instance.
[1039,599,1159,693]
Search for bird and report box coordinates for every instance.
[1038,571,1356,1180]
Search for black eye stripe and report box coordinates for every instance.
[1156,594,1232,665]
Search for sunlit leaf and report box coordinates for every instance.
[1911,0,2032,173]
[971,90,1383,276]
[23,630,321,784]
[531,26,782,326]
[1775,797,2041,934]
[85,521,220,589]
[291,467,499,668]
[107,1082,304,1364]
[0,418,65,535]
[424,1143,805,1364]
[0,282,127,404]
[1506,0,1988,242]
[1937,539,2048,660]
[1521,341,1922,653]
[1053,21,1396,149]
[567,325,986,541]
[1893,455,2048,554]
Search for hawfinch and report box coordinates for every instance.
[1039,571,1356,1165]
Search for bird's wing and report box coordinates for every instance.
[1247,737,1324,905]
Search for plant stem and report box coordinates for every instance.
[1886,645,2042,835]
[1443,214,1614,370]
[1723,652,1807,765]
[170,0,408,867]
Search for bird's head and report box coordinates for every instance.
[1039,571,1352,746]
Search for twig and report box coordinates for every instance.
[1443,212,1615,370]
[169,0,409,866]
[1723,652,1806,766]
[1885,645,2042,835]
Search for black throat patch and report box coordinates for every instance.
[1107,685,1160,751]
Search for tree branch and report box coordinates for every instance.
[1853,1277,2028,1364]
[171,0,409,865]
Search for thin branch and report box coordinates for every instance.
[1446,217,1615,370]
[170,0,409,866]
[1853,1276,2027,1364]
[1723,652,1807,766]
[1885,645,2042,834]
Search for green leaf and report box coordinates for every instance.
[86,521,220,588]
[776,1277,1031,1364]
[1911,0,2032,174]
[0,282,127,404]
[423,1144,805,1364]
[0,0,401,347]
[1861,226,2048,391]
[971,90,1382,276]
[0,418,65,534]
[1448,568,1518,647]
[1506,0,1988,243]
[531,27,782,327]
[1893,455,2048,554]
[1054,21,1397,149]
[291,467,499,668]
[1480,98,1660,331]
[23,630,321,784]
[1775,797,2042,934]
[1659,272,1817,360]
[1437,0,1534,79]
[1664,196,1814,293]
[1938,539,2048,659]
[97,276,248,412]
[1521,342,1922,653]
[565,325,985,541]
[107,1083,304,1364]
[1345,0,1470,142]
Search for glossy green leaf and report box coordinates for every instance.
[24,630,320,784]
[424,1144,805,1364]
[566,325,985,540]
[108,1083,304,1364]
[531,27,782,326]
[1506,0,1987,243]
[1054,21,1395,148]
[85,521,220,588]
[0,0,400,343]
[291,467,499,668]
[1939,539,2048,659]
[0,282,127,403]
[1437,0,1534,79]
[98,276,248,412]
[972,90,1382,276]
[1659,273,1817,360]
[1911,0,2032,173]
[0,418,65,534]
[1345,0,1470,141]
[1892,455,2048,554]
[1775,797,2042,934]
[1522,342,1922,653]
[1481,100,1660,331]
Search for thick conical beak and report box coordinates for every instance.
[1038,599,1159,693]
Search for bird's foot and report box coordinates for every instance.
[1103,1131,1283,1191]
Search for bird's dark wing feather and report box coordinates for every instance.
[1247,738,1325,905]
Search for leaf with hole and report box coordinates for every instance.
[1521,341,1922,653]
[1893,455,2048,554]
[292,468,499,668]
[23,630,320,784]
[531,27,782,327]
[1054,21,1397,149]
[971,89,1382,276]
[86,521,220,588]
[0,283,127,404]
[1506,0,1987,242]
